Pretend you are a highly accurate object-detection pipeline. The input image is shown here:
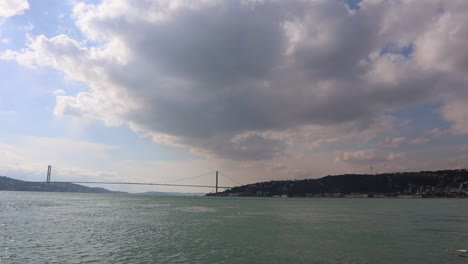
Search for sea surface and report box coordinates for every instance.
[0,191,467,263]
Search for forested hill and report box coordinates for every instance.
[0,176,117,193]
[208,169,468,198]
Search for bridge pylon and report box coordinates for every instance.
[47,165,51,183]
[215,171,218,193]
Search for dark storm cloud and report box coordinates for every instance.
[4,0,468,160]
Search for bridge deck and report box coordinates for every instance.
[47,181,232,189]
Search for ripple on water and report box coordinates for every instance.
[2,192,468,264]
[176,206,216,213]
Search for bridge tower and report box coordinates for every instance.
[46,165,51,183]
[215,171,218,193]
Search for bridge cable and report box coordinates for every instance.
[158,171,217,184]
[219,171,243,186]
[53,166,93,179]
[53,166,217,185]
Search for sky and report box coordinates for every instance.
[0,0,468,193]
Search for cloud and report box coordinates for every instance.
[409,137,430,145]
[424,127,448,137]
[399,119,412,127]
[381,137,406,147]
[440,100,468,134]
[2,0,468,161]
[0,0,29,18]
[51,89,66,96]
[309,137,342,149]
[459,145,468,152]
[0,136,119,181]
[337,149,405,163]
[0,142,23,163]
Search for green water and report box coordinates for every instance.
[0,191,467,263]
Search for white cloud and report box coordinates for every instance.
[424,127,449,137]
[20,22,34,31]
[51,89,66,96]
[440,100,468,134]
[0,136,260,192]
[0,142,23,163]
[0,0,29,18]
[0,136,120,181]
[2,0,468,161]
[15,136,118,165]
[309,137,342,149]
[337,149,405,163]
[409,137,430,145]
[381,137,406,147]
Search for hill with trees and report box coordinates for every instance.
[208,169,468,198]
[0,176,118,193]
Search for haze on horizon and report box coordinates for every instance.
[1,0,468,193]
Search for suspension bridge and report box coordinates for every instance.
[42,165,241,193]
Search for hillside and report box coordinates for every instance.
[0,176,117,193]
[208,169,468,198]
[137,191,205,196]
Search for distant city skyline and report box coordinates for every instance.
[1,0,467,192]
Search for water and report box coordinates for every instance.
[1,191,467,263]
